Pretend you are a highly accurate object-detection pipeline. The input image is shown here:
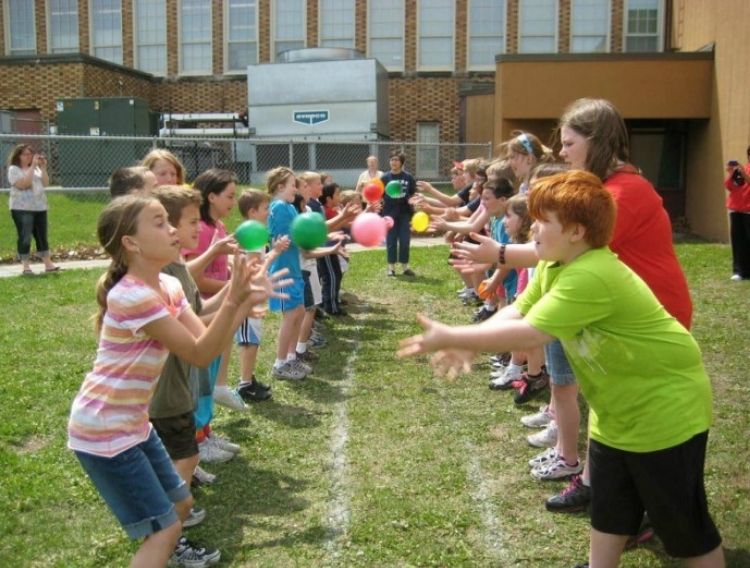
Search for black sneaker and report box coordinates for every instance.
[472,307,496,322]
[402,268,416,277]
[170,536,221,567]
[250,376,271,391]
[513,371,549,405]
[545,474,591,513]
[237,382,272,402]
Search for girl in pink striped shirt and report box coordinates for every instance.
[68,194,284,566]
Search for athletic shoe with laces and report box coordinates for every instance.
[295,349,319,362]
[237,381,272,402]
[513,371,550,405]
[531,456,583,480]
[197,439,233,464]
[272,361,306,381]
[489,353,512,367]
[212,385,248,412]
[489,365,524,390]
[456,286,469,297]
[169,536,221,567]
[528,447,559,469]
[527,420,558,448]
[545,474,591,513]
[309,334,327,348]
[292,359,312,375]
[472,307,496,322]
[192,465,216,486]
[206,432,240,454]
[183,506,206,529]
[521,405,554,428]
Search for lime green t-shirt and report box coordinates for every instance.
[515,248,712,453]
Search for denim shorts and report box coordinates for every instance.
[74,429,190,539]
[544,339,576,386]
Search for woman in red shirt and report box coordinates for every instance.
[723,147,750,280]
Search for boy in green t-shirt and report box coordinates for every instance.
[399,171,723,568]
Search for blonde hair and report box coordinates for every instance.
[505,194,532,244]
[141,149,186,185]
[340,189,362,207]
[94,194,155,333]
[266,166,295,195]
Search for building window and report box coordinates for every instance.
[5,0,36,55]
[90,0,123,64]
[179,0,212,74]
[417,123,440,178]
[48,0,79,53]
[624,0,662,52]
[273,0,305,60]
[468,0,505,70]
[134,0,167,75]
[319,0,354,48]
[570,0,609,53]
[518,0,557,53]
[226,0,258,72]
[367,0,404,71]
[418,0,455,70]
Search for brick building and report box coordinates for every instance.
[0,1,748,239]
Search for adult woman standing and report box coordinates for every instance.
[7,144,59,274]
[723,146,750,281]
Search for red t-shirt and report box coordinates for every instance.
[605,170,693,329]
[723,164,750,213]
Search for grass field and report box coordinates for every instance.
[0,244,748,567]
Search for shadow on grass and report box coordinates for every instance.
[725,548,750,567]
[247,399,325,429]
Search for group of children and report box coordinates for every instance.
[70,148,373,566]
[67,97,725,568]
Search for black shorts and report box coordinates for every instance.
[302,269,314,309]
[589,431,721,558]
[150,411,199,461]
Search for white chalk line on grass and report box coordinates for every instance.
[322,320,362,561]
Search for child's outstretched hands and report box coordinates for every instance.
[364,200,382,214]
[342,201,361,220]
[209,232,239,257]
[272,235,291,254]
[451,232,501,265]
[397,314,475,380]
[227,253,292,308]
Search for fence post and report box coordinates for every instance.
[288,141,294,169]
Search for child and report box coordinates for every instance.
[108,166,158,197]
[141,148,187,187]
[68,194,277,567]
[234,189,288,401]
[381,151,418,277]
[183,169,245,414]
[400,171,723,568]
[267,167,309,381]
[504,131,552,194]
[319,183,345,315]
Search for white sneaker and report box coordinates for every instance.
[730,274,743,282]
[198,440,234,463]
[520,405,553,429]
[192,465,216,485]
[527,420,558,448]
[531,456,583,480]
[213,385,247,411]
[183,506,206,528]
[207,432,240,454]
[291,358,312,376]
[489,366,523,390]
[272,361,306,380]
[528,447,559,469]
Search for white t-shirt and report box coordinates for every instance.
[7,165,47,211]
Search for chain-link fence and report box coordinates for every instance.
[0,133,492,199]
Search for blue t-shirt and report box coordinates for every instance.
[490,215,518,299]
[268,199,302,278]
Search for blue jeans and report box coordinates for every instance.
[10,209,50,260]
[386,214,411,264]
[74,429,189,539]
[544,339,576,386]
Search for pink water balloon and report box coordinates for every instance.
[351,212,387,248]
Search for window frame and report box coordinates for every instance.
[416,0,456,72]
[622,0,664,53]
[4,0,37,56]
[224,0,259,74]
[366,0,405,72]
[47,0,80,54]
[518,0,559,54]
[88,0,123,65]
[132,0,168,76]
[569,0,610,53]
[466,0,506,71]
[416,122,441,179]
[271,0,307,61]
[178,0,213,75]
[318,0,355,49]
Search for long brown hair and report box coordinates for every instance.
[93,194,154,333]
[557,98,630,181]
[141,149,186,185]
[7,143,32,167]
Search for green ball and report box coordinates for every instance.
[385,180,403,198]
[235,220,269,251]
[290,212,328,250]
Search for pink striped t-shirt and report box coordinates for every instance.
[68,273,188,458]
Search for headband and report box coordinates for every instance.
[517,133,535,156]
